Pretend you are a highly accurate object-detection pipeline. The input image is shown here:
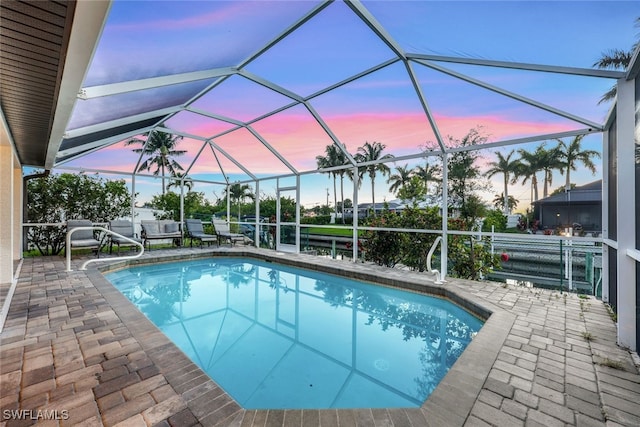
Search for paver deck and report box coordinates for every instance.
[1,247,639,426]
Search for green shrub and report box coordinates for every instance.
[483,209,507,232]
[301,215,332,225]
[27,172,132,255]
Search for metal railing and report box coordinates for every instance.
[66,226,144,272]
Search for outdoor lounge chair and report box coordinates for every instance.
[66,219,103,257]
[140,219,183,251]
[108,220,143,254]
[212,218,249,246]
[184,219,218,248]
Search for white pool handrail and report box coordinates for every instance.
[427,236,445,284]
[66,226,144,272]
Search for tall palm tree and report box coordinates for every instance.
[538,144,564,198]
[593,17,639,103]
[484,150,520,215]
[225,183,254,220]
[316,144,346,220]
[387,165,413,196]
[125,131,186,195]
[556,135,601,189]
[414,162,441,195]
[516,145,547,205]
[333,143,350,224]
[355,141,394,216]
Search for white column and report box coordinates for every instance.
[601,125,609,303]
[254,180,260,248]
[352,166,359,262]
[615,78,636,351]
[0,145,14,284]
[295,175,300,254]
[440,153,448,281]
[12,157,21,263]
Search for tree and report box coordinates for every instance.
[317,144,349,222]
[593,17,639,103]
[27,173,132,255]
[484,150,520,215]
[387,164,413,196]
[516,144,546,204]
[148,191,214,221]
[166,173,194,192]
[125,131,186,195]
[225,183,255,220]
[556,135,600,189]
[334,143,350,224]
[396,176,427,202]
[538,144,564,198]
[355,141,394,216]
[414,162,441,194]
[492,193,518,213]
[446,128,491,221]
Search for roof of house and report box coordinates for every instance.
[533,180,602,205]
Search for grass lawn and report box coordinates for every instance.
[303,226,364,237]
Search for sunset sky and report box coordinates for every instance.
[59,0,639,210]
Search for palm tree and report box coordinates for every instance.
[125,131,186,195]
[167,173,194,193]
[516,145,547,205]
[538,144,564,198]
[556,135,601,189]
[593,17,639,103]
[492,193,518,213]
[333,143,350,224]
[225,183,254,220]
[484,150,520,215]
[355,141,394,216]
[316,144,349,222]
[387,165,413,196]
[414,162,441,195]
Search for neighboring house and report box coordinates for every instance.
[532,180,602,232]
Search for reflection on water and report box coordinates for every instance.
[106,258,483,409]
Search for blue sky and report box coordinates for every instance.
[58,0,639,211]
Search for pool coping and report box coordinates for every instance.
[93,247,515,426]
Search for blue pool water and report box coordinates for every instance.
[105,258,483,409]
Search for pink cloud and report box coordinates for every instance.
[108,4,247,33]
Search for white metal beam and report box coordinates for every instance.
[238,71,305,103]
[416,59,603,131]
[445,128,600,154]
[405,61,447,151]
[79,68,237,99]
[45,0,112,169]
[55,125,155,161]
[406,53,626,79]
[304,103,357,166]
[62,106,180,139]
[208,140,257,181]
[246,126,298,174]
[345,0,406,59]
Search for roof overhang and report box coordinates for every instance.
[0,0,110,169]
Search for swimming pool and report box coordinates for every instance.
[105,257,483,409]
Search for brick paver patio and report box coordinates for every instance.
[1,248,638,426]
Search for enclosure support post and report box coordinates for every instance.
[440,153,448,282]
[255,180,260,248]
[352,166,359,262]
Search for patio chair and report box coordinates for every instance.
[108,220,143,254]
[212,219,249,246]
[66,219,103,257]
[184,219,218,249]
